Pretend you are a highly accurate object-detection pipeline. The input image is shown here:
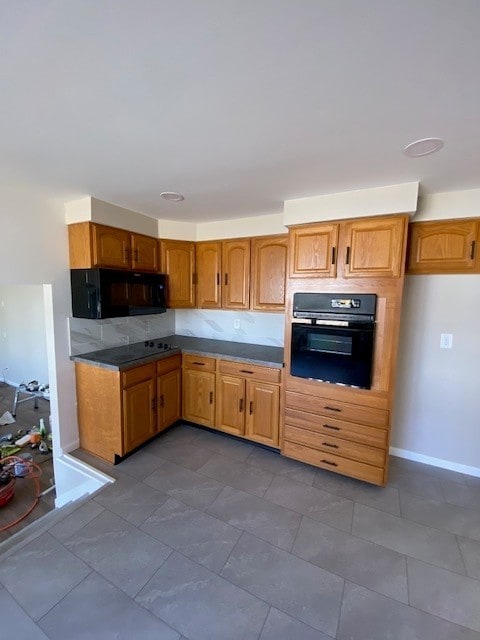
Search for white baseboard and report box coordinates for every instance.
[390,446,480,479]
[62,438,80,453]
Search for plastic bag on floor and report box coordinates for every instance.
[0,411,15,425]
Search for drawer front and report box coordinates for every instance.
[183,353,216,372]
[122,362,156,388]
[219,359,281,383]
[284,425,386,467]
[285,391,389,428]
[156,354,181,376]
[284,407,388,448]
[283,441,385,485]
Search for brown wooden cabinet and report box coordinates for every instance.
[182,354,216,427]
[216,360,281,447]
[251,235,288,310]
[122,364,157,453]
[159,239,196,308]
[222,239,251,309]
[196,241,222,308]
[407,218,480,274]
[75,355,181,463]
[288,215,407,279]
[69,222,159,271]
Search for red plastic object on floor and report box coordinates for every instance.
[0,476,15,507]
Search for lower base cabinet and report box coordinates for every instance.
[182,354,216,427]
[75,354,181,463]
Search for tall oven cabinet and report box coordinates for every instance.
[283,214,409,486]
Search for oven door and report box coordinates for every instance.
[290,321,375,389]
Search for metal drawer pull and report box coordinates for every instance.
[324,405,341,412]
[159,395,164,408]
[209,392,214,404]
[323,424,340,431]
[240,369,254,374]
[151,398,156,411]
[192,361,205,366]
[124,248,130,260]
[322,442,339,449]
[224,273,229,285]
[134,249,139,261]
[331,246,336,265]
[249,401,253,415]
[217,272,220,285]
[345,246,351,265]
[470,240,476,260]
[321,459,338,467]
[239,398,244,412]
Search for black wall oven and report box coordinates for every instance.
[290,293,377,390]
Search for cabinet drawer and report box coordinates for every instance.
[183,353,216,372]
[284,407,388,448]
[285,391,389,428]
[122,363,156,388]
[156,354,181,376]
[285,425,386,467]
[219,359,281,383]
[283,441,385,485]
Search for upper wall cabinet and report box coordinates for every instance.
[68,222,159,272]
[251,235,288,310]
[288,215,407,279]
[407,218,480,274]
[196,241,222,308]
[159,239,196,308]
[222,239,251,309]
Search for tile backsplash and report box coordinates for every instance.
[175,309,284,347]
[69,309,285,355]
[68,311,176,355]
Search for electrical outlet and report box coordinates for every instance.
[440,333,453,349]
[233,319,241,330]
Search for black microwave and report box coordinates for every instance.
[70,268,167,319]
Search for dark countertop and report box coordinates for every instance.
[71,334,284,371]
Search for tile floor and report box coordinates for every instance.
[1,423,480,639]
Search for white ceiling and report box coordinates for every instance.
[1,0,479,222]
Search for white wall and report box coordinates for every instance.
[0,286,49,385]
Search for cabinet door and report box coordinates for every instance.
[245,381,280,447]
[251,235,288,310]
[160,240,196,308]
[288,224,338,278]
[157,368,181,433]
[222,239,250,309]
[407,219,479,274]
[182,368,215,427]
[132,234,159,272]
[93,224,130,269]
[122,378,156,453]
[216,375,245,436]
[196,241,222,308]
[341,216,406,278]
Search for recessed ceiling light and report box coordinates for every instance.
[160,191,184,202]
[403,137,444,158]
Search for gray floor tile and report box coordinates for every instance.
[442,480,480,511]
[146,438,215,470]
[136,551,269,640]
[141,497,241,572]
[116,449,165,480]
[314,468,401,515]
[0,532,90,620]
[264,475,353,532]
[0,586,50,639]
[389,466,445,501]
[143,459,224,509]
[93,474,168,526]
[191,428,255,461]
[38,572,180,640]
[49,499,105,542]
[293,516,408,602]
[352,503,465,572]
[260,607,333,640]
[400,490,480,540]
[408,557,480,632]
[198,451,275,497]
[157,423,202,445]
[458,537,480,579]
[64,510,172,597]
[222,532,344,637]
[337,581,480,640]
[246,447,317,485]
[207,485,302,550]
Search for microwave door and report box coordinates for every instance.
[101,271,129,318]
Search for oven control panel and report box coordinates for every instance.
[331,298,361,309]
